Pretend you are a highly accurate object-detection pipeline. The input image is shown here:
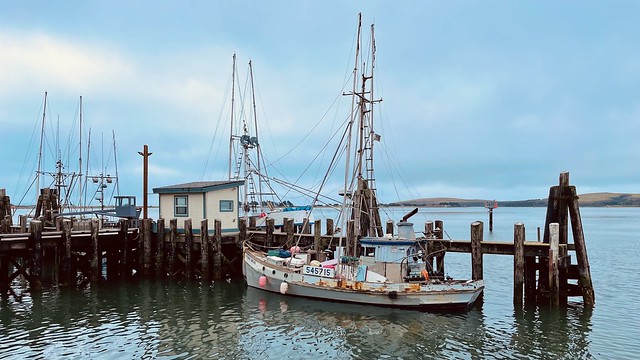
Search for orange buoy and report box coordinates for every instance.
[421,269,429,281]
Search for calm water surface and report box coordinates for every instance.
[1,207,639,359]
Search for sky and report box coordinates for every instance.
[1,1,639,207]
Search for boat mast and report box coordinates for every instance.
[249,60,264,215]
[228,54,237,181]
[36,91,48,201]
[78,96,83,209]
[340,13,362,257]
[112,130,120,195]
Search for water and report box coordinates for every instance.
[1,207,639,359]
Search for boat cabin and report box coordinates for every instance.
[358,222,425,282]
[153,180,244,233]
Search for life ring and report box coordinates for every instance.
[421,269,429,281]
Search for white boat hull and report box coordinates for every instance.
[243,248,484,310]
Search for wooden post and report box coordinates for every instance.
[239,218,247,244]
[266,218,275,248]
[513,223,525,307]
[549,223,560,307]
[302,218,311,234]
[169,219,177,277]
[347,220,355,257]
[249,216,256,229]
[119,219,129,279]
[558,173,570,245]
[63,220,73,286]
[201,219,210,281]
[30,220,43,291]
[424,221,434,273]
[314,219,322,260]
[567,186,595,307]
[184,219,193,279]
[155,218,165,277]
[386,220,394,235]
[213,219,222,280]
[90,218,100,283]
[470,221,483,281]
[19,214,27,233]
[434,220,445,275]
[285,218,294,247]
[326,218,334,236]
[488,209,493,232]
[143,218,152,276]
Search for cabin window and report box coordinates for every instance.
[364,246,376,257]
[220,200,234,212]
[174,196,188,217]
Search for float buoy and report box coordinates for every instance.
[259,275,267,287]
[280,282,288,294]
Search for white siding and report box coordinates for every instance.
[157,186,239,232]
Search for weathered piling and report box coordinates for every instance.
[423,221,434,271]
[314,219,322,257]
[284,218,294,247]
[266,218,275,248]
[200,219,209,280]
[169,219,177,276]
[119,219,130,279]
[90,219,100,283]
[567,186,595,306]
[62,220,73,286]
[184,219,193,279]
[213,219,222,280]
[513,223,525,306]
[143,218,153,276]
[155,218,165,277]
[470,221,483,281]
[549,223,560,307]
[326,218,334,237]
[434,220,445,275]
[30,220,43,291]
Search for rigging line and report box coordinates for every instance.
[269,74,354,166]
[202,63,234,180]
[261,112,352,196]
[293,118,355,247]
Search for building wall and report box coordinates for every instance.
[158,187,239,232]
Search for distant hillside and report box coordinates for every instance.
[388,192,640,207]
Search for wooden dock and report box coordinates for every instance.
[0,172,594,308]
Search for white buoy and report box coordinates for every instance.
[280,282,289,294]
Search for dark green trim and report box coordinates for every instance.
[153,180,244,194]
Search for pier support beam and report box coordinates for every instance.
[549,223,560,307]
[513,223,525,307]
[156,218,165,277]
[169,219,178,277]
[470,221,483,281]
[434,220,445,275]
[201,219,210,280]
[30,220,43,291]
[213,219,222,280]
[185,219,193,280]
[142,218,152,276]
[90,219,100,283]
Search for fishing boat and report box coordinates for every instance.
[242,14,484,310]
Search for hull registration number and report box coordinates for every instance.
[303,265,335,278]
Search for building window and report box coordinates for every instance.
[220,200,234,212]
[174,196,188,217]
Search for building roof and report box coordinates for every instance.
[152,180,244,194]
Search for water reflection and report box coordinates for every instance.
[1,278,596,359]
